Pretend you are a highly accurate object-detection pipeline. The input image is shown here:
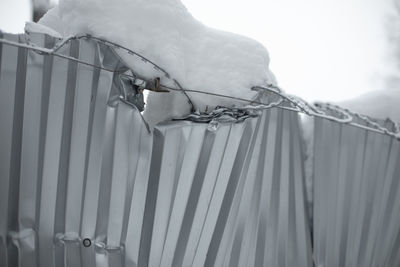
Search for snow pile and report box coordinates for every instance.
[339,88,400,123]
[38,0,276,126]
[25,21,62,38]
[36,6,65,36]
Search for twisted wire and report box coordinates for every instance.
[0,33,399,139]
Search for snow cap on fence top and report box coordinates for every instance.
[39,0,277,126]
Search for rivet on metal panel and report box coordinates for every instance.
[82,238,92,247]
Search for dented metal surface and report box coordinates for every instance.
[0,32,313,267]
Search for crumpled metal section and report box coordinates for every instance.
[0,32,312,267]
[145,109,312,267]
[312,106,400,267]
[179,106,261,124]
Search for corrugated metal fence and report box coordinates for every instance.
[0,32,313,267]
[0,31,399,267]
[313,110,400,267]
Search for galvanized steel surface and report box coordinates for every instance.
[0,32,313,266]
[1,31,400,267]
[313,116,400,267]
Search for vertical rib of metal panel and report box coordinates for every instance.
[0,33,19,267]
[0,31,4,267]
[38,34,70,267]
[61,37,94,267]
[313,118,400,267]
[15,32,47,267]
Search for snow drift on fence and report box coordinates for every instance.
[39,0,277,127]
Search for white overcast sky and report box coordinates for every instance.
[0,0,395,102]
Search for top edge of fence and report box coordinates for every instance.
[0,30,399,139]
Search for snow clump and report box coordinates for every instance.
[39,0,277,127]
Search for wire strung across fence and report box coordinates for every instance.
[0,31,399,140]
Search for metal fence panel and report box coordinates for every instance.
[313,117,400,267]
[0,32,312,267]
[145,109,313,267]
[2,30,400,267]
